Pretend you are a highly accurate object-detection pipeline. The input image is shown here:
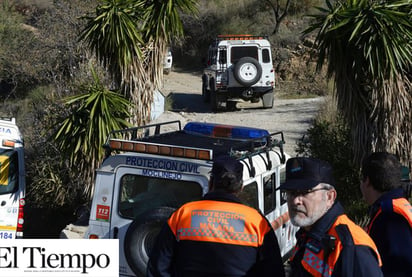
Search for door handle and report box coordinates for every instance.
[113,227,119,239]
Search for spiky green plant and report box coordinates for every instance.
[304,0,412,167]
[53,67,132,198]
[80,0,198,125]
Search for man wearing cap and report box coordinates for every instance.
[281,157,383,277]
[360,152,412,276]
[147,156,285,277]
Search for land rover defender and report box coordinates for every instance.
[84,120,297,276]
[202,35,276,111]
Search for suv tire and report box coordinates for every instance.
[124,207,175,276]
[210,88,227,113]
[233,57,262,86]
[210,79,219,112]
[202,75,210,103]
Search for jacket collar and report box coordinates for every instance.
[203,191,243,204]
[370,187,406,215]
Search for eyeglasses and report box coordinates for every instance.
[283,187,330,199]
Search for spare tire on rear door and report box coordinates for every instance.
[124,206,175,276]
[233,57,262,86]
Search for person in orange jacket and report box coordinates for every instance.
[147,155,285,277]
[281,157,383,277]
[360,152,412,276]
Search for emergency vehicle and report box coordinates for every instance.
[85,120,298,276]
[0,117,25,239]
[202,34,276,111]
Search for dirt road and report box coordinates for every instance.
[154,70,324,155]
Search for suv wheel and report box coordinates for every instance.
[210,90,227,113]
[202,75,210,103]
[233,57,262,86]
[210,79,219,112]
[211,89,218,112]
[227,101,237,111]
[124,207,175,276]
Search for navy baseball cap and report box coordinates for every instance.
[212,156,243,184]
[279,157,335,190]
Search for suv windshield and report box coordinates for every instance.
[0,149,18,195]
[119,174,203,219]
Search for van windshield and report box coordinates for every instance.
[118,174,203,219]
[0,149,18,195]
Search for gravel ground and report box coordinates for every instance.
[154,70,325,155]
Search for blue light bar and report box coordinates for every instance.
[183,122,269,140]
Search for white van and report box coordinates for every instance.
[83,120,298,276]
[0,118,25,239]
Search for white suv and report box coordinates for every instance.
[81,120,298,276]
[163,48,173,75]
[202,35,276,111]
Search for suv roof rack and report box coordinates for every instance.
[103,121,285,165]
[216,34,269,41]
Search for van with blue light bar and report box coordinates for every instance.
[0,117,25,239]
[79,120,298,276]
[183,122,269,140]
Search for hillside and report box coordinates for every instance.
[0,0,329,238]
[176,0,327,98]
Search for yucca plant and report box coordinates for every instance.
[304,0,412,167]
[53,67,132,199]
[80,0,198,125]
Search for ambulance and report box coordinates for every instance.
[0,117,25,239]
[85,120,298,276]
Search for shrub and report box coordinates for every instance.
[295,97,368,221]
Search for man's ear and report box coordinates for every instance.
[364,176,372,187]
[327,189,337,205]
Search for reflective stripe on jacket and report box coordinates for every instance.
[168,200,271,247]
[365,190,412,276]
[366,197,412,233]
[147,191,285,277]
[290,214,382,277]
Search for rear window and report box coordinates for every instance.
[262,48,271,63]
[238,182,258,210]
[118,174,203,219]
[263,174,277,214]
[0,149,18,195]
[231,46,258,64]
[280,169,288,205]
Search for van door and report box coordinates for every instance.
[276,167,298,258]
[260,168,297,259]
[237,171,294,259]
[110,166,207,277]
[0,148,24,239]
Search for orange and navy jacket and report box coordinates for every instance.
[289,202,383,277]
[366,188,412,276]
[147,191,285,277]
